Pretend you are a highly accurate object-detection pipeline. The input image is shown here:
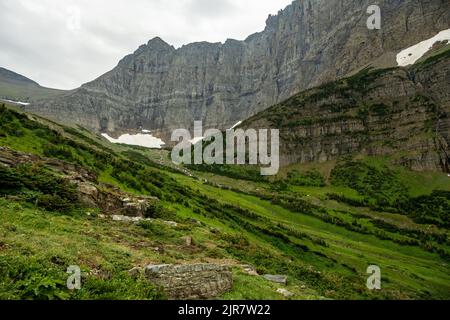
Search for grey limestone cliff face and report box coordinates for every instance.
[26,0,450,142]
[240,50,450,172]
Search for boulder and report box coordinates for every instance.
[162,220,178,227]
[240,265,259,276]
[77,182,99,208]
[183,236,193,246]
[276,288,294,298]
[263,274,288,285]
[144,264,233,300]
[128,267,144,278]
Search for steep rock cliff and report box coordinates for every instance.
[240,48,450,172]
[26,0,450,141]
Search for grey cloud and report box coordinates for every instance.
[0,0,292,90]
[184,0,235,18]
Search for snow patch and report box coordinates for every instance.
[189,137,204,145]
[188,120,243,145]
[2,99,30,106]
[101,132,165,149]
[230,121,242,129]
[397,29,450,66]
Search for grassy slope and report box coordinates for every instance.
[0,68,64,102]
[0,103,449,300]
[170,172,450,299]
[0,81,65,102]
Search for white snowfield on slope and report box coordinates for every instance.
[188,120,243,145]
[101,132,165,149]
[397,28,450,66]
[1,99,30,106]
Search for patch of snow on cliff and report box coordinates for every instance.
[188,120,243,145]
[189,137,204,145]
[230,121,243,129]
[2,99,30,106]
[397,29,450,66]
[101,132,165,149]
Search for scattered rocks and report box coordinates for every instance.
[190,219,204,226]
[144,264,233,300]
[276,288,294,298]
[128,267,143,278]
[112,215,143,223]
[162,220,178,227]
[240,264,259,276]
[90,188,157,218]
[153,246,164,254]
[183,236,193,246]
[263,274,288,285]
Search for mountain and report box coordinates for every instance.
[1,0,450,302]
[25,0,450,141]
[240,46,450,172]
[0,67,64,102]
[0,67,39,87]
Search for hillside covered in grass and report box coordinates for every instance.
[0,68,64,102]
[0,102,449,300]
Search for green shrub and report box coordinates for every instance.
[144,202,165,219]
[0,164,79,213]
[37,194,75,213]
[0,256,164,300]
[74,273,165,300]
[399,191,450,228]
[0,256,69,300]
[286,170,326,187]
[43,144,77,163]
[187,164,266,182]
[330,161,409,209]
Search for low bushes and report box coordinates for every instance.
[330,161,409,210]
[285,170,326,187]
[0,164,79,213]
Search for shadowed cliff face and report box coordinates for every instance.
[26,0,450,141]
[240,49,450,172]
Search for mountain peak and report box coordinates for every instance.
[147,37,172,49]
[0,67,39,86]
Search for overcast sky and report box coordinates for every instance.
[0,0,293,90]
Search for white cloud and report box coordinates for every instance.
[0,0,293,90]
[66,5,82,33]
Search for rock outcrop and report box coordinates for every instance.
[25,0,450,142]
[263,274,288,285]
[77,182,157,217]
[0,146,159,216]
[277,288,294,298]
[241,48,450,172]
[144,264,233,299]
